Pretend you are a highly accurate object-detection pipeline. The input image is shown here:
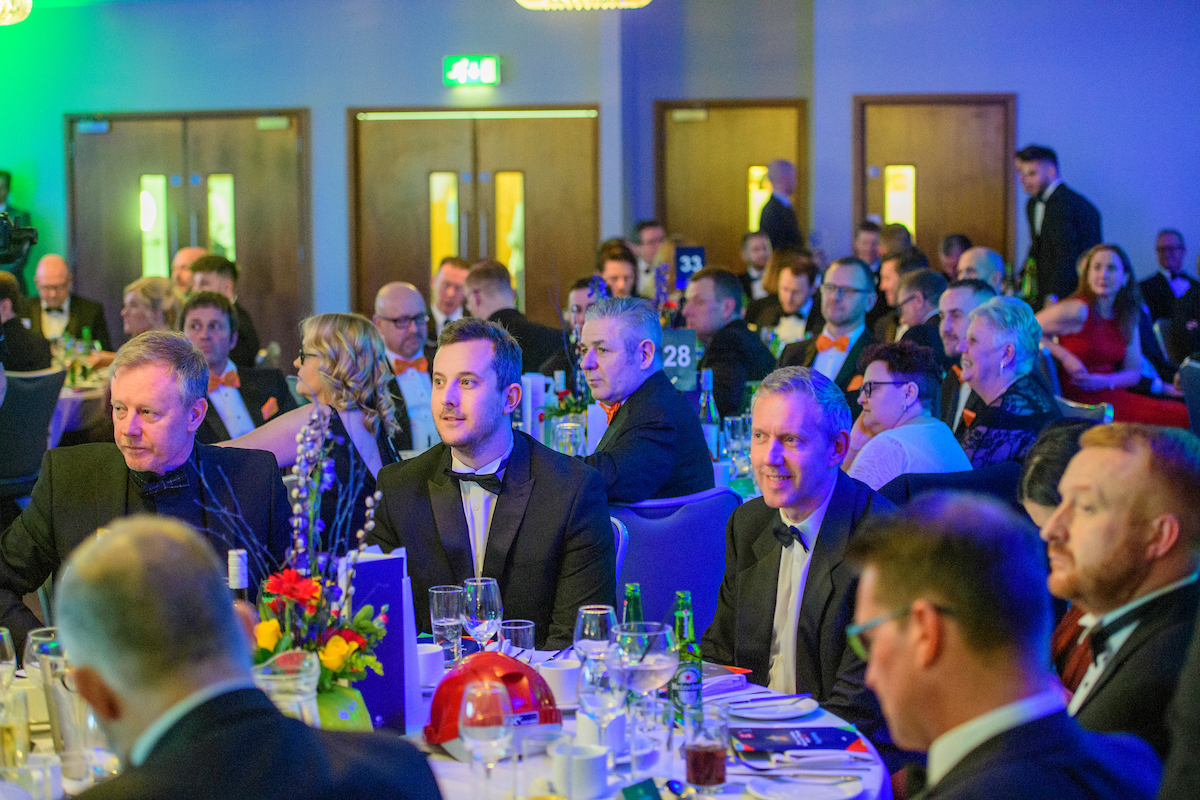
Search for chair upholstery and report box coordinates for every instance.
[1055,396,1114,423]
[611,516,628,580]
[1039,346,1063,396]
[611,487,741,633]
[1179,358,1200,438]
[0,369,67,499]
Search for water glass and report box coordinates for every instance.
[573,605,617,661]
[684,704,729,793]
[576,647,627,766]
[459,680,514,800]
[462,578,503,649]
[554,421,585,457]
[429,585,465,663]
[22,628,57,689]
[611,622,678,785]
[499,620,535,653]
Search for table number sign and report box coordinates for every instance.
[662,328,698,392]
[674,246,705,290]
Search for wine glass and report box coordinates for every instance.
[576,645,628,766]
[611,622,678,785]
[459,680,514,800]
[23,627,58,689]
[554,421,585,456]
[462,578,503,649]
[573,604,617,660]
[0,629,16,691]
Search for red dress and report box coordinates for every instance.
[1058,309,1190,428]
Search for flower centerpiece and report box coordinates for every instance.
[251,406,388,729]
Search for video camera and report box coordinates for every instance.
[0,212,37,265]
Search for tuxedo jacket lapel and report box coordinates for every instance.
[428,447,475,581]
[237,379,267,427]
[483,434,533,580]
[736,514,784,683]
[794,473,852,695]
[834,333,871,390]
[201,404,232,442]
[93,452,130,532]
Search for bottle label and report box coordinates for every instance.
[672,662,702,711]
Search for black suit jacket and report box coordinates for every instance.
[873,308,900,344]
[757,195,803,250]
[914,710,1159,800]
[229,303,261,369]
[1141,272,1198,323]
[745,295,825,338]
[489,308,562,377]
[899,316,948,364]
[76,688,441,800]
[1026,184,1102,308]
[195,367,298,445]
[1161,602,1200,798]
[1074,579,1200,757]
[386,345,437,452]
[778,327,876,419]
[369,432,615,649]
[701,473,895,752]
[21,293,112,351]
[0,442,292,651]
[699,318,776,417]
[584,370,714,503]
[0,317,51,371]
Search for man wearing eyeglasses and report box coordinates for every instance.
[779,258,878,418]
[374,282,439,453]
[846,493,1159,800]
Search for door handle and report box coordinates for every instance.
[460,210,468,258]
[479,211,488,257]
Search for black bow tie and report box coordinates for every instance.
[779,311,805,321]
[771,516,809,552]
[1088,589,1180,660]
[134,468,192,497]
[44,306,64,314]
[445,469,502,494]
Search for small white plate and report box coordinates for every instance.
[557,702,579,712]
[730,697,821,720]
[746,775,865,800]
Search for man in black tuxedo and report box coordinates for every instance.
[370,319,615,649]
[1016,145,1102,309]
[374,281,439,453]
[58,517,441,800]
[579,297,713,503]
[181,292,296,445]
[935,279,994,432]
[1041,423,1200,757]
[190,255,261,369]
[539,276,603,394]
[0,271,50,371]
[895,269,948,364]
[848,493,1159,800]
[757,160,803,251]
[780,258,878,419]
[464,259,560,377]
[23,254,111,350]
[1140,230,1196,323]
[0,331,291,652]
[738,231,772,302]
[875,247,930,344]
[427,256,470,346]
[745,253,823,347]
[702,367,897,763]
[684,267,775,417]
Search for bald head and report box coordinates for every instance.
[34,254,72,309]
[766,159,797,196]
[171,247,208,293]
[957,247,1006,292]
[373,281,428,359]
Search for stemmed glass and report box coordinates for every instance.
[458,680,514,800]
[611,622,678,785]
[576,644,628,767]
[23,627,57,688]
[573,604,617,660]
[462,578,503,650]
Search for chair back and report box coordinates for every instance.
[1153,318,1176,366]
[612,487,742,633]
[1055,396,1114,423]
[1039,346,1063,396]
[611,517,629,580]
[0,369,67,493]
[1179,358,1200,438]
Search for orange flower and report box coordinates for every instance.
[264,569,321,605]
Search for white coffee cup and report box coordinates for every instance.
[538,658,582,706]
[551,741,610,800]
[575,709,626,753]
[417,643,445,687]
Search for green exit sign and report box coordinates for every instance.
[443,55,501,86]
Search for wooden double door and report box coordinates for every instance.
[351,108,599,327]
[68,111,310,360]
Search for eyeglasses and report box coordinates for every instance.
[298,349,321,365]
[377,313,428,330]
[896,294,921,308]
[820,283,873,298]
[859,380,908,399]
[846,604,956,660]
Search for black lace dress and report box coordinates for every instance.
[956,373,1062,468]
[317,412,399,554]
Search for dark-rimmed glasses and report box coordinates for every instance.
[376,313,428,330]
[846,604,956,660]
[859,380,909,399]
[298,349,321,365]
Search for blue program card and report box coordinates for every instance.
[621,778,662,800]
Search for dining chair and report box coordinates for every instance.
[1039,346,1063,396]
[1054,396,1114,424]
[610,516,628,581]
[0,368,67,504]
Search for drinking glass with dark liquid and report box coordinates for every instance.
[684,704,729,792]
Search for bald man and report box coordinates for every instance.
[957,246,1006,294]
[758,159,803,250]
[171,247,207,295]
[22,254,111,350]
[374,282,439,453]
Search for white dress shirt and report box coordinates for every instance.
[774,298,813,345]
[1159,268,1194,299]
[387,348,439,451]
[746,265,767,301]
[767,483,835,694]
[952,381,972,432]
[811,323,865,383]
[40,295,70,340]
[430,305,463,339]
[927,688,1066,787]
[1033,180,1062,235]
[130,678,257,766]
[452,439,515,578]
[207,359,256,439]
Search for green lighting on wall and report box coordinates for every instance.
[139,174,169,278]
[443,55,501,86]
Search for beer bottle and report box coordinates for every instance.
[670,590,703,720]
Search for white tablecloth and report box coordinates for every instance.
[48,386,107,449]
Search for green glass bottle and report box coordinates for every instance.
[670,590,703,720]
[622,583,643,625]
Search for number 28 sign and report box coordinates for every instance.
[662,329,698,392]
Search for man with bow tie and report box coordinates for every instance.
[0,331,291,653]
[373,282,439,453]
[701,366,900,767]
[936,279,994,434]
[182,292,296,445]
[22,254,111,350]
[779,258,878,419]
[369,318,614,649]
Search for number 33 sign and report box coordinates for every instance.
[674,246,705,290]
[662,329,698,391]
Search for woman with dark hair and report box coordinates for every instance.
[1038,243,1188,427]
[842,341,971,490]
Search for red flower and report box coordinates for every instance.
[264,569,321,605]
[378,613,388,625]
[268,597,286,617]
[335,629,368,649]
[556,390,571,401]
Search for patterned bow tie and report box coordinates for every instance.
[393,356,428,376]
[815,334,849,353]
[208,370,240,393]
[135,468,191,497]
[771,517,809,552]
[445,469,502,494]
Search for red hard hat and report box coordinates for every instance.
[425,652,562,752]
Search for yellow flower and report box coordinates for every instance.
[318,636,359,672]
[255,619,282,652]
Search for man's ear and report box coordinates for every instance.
[186,397,209,433]
[1145,512,1182,561]
[638,339,656,370]
[909,599,945,669]
[74,666,123,722]
[829,429,851,466]
[229,330,238,351]
[502,382,522,415]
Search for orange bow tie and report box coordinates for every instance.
[599,401,622,425]
[952,365,963,380]
[392,356,428,376]
[208,370,240,393]
[815,334,849,353]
